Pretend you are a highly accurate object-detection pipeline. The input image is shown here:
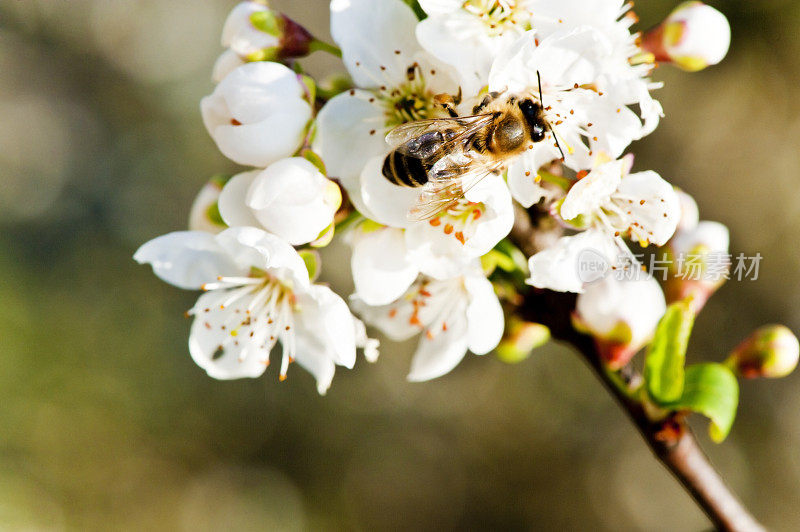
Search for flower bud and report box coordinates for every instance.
[201,61,312,168]
[641,2,731,72]
[222,1,314,62]
[217,158,342,246]
[573,276,666,370]
[727,325,799,379]
[496,318,550,364]
[665,221,729,311]
[188,175,230,234]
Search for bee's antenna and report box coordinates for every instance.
[537,70,544,104]
[537,70,566,162]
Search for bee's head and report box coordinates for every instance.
[519,99,547,143]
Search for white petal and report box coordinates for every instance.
[576,274,665,347]
[215,227,310,289]
[531,0,626,38]
[417,0,460,16]
[330,0,422,87]
[407,312,469,382]
[527,229,617,293]
[490,28,609,94]
[461,175,515,256]
[212,50,246,83]
[351,296,422,342]
[464,274,504,355]
[218,171,261,228]
[291,332,337,395]
[188,291,270,380]
[313,90,387,188]
[507,158,547,208]
[584,99,642,158]
[360,156,418,228]
[205,104,311,167]
[134,231,244,290]
[670,221,730,256]
[246,158,338,245]
[616,170,680,246]
[296,285,357,369]
[416,14,505,94]
[351,226,419,306]
[675,189,700,232]
[561,159,624,220]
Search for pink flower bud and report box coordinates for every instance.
[641,2,731,72]
[727,325,799,379]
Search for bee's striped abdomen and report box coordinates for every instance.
[382,150,431,188]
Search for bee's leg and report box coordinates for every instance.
[434,93,460,118]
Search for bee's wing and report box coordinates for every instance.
[386,114,496,160]
[407,155,506,222]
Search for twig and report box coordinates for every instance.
[518,289,765,532]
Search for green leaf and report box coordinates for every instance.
[666,363,739,443]
[644,300,695,403]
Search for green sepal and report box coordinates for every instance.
[401,0,427,20]
[298,249,322,282]
[249,11,282,36]
[664,363,739,443]
[300,148,326,175]
[245,47,280,62]
[205,201,226,228]
[481,250,516,276]
[209,173,232,189]
[310,222,335,248]
[298,74,317,105]
[644,299,695,404]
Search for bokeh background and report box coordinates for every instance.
[1,0,798,529]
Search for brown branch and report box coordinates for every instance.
[518,289,764,532]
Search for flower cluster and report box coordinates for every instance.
[137,0,745,393]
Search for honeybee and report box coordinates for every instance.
[382,73,564,221]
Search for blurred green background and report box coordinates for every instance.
[1,0,799,529]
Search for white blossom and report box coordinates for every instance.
[488,27,655,180]
[134,227,361,394]
[217,158,342,246]
[313,0,459,204]
[526,228,623,293]
[360,160,515,278]
[355,269,504,381]
[201,61,312,168]
[559,156,681,247]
